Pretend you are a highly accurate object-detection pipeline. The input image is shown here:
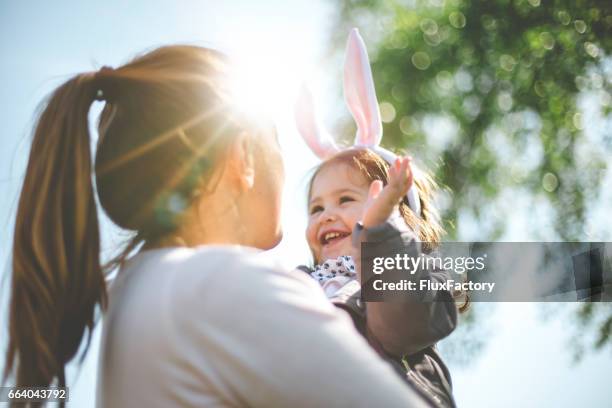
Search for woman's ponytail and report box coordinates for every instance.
[4,72,107,391]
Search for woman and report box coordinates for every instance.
[4,45,427,407]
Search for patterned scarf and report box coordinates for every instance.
[310,256,357,297]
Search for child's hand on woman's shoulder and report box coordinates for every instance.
[362,156,413,229]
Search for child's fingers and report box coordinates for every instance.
[389,158,402,185]
[390,156,412,193]
[401,156,411,176]
[367,179,383,202]
[396,160,410,196]
[401,157,411,186]
[405,157,414,187]
[363,180,396,228]
[362,180,387,228]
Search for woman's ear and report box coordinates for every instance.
[227,131,255,192]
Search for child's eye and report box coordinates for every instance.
[339,196,355,204]
[310,205,324,215]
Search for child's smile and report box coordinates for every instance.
[318,228,351,254]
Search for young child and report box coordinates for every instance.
[295,29,460,408]
[302,148,457,407]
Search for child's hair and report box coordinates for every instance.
[307,148,470,312]
[308,148,445,254]
[5,45,262,393]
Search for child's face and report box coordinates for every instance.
[306,162,370,264]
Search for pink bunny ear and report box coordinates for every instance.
[294,83,340,159]
[344,28,383,147]
[344,29,422,218]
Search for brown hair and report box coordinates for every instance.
[308,149,469,312]
[4,45,256,396]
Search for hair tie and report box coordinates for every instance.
[94,65,115,101]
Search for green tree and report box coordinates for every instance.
[330,0,612,360]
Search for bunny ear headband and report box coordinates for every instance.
[295,28,421,217]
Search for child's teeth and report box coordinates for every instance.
[325,232,340,241]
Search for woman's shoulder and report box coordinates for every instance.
[179,245,305,282]
[132,245,280,276]
[140,245,327,310]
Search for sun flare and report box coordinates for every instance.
[226,39,310,124]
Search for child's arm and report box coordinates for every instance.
[355,157,458,357]
[355,217,457,357]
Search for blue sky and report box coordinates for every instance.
[1,1,610,407]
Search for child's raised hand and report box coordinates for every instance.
[362,156,413,229]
